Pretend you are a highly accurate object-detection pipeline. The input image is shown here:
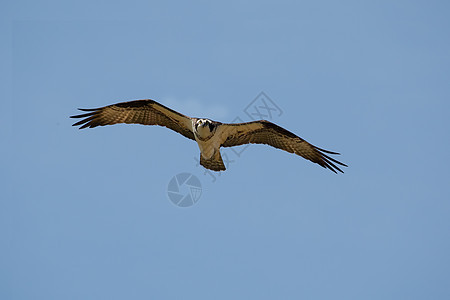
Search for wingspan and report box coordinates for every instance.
[219,120,347,173]
[70,100,195,140]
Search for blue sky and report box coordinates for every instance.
[2,0,450,299]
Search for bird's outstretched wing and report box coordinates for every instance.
[219,120,347,173]
[70,100,195,140]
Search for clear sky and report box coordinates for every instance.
[2,1,450,299]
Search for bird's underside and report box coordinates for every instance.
[71,99,347,173]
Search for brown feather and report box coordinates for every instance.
[70,99,195,140]
[220,120,347,173]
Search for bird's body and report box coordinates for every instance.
[71,99,347,173]
[194,119,219,158]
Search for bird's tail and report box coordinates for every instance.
[200,150,226,171]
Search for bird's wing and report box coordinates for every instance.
[218,120,347,173]
[70,99,195,140]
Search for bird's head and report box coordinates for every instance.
[194,119,216,139]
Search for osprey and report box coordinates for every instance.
[71,100,347,173]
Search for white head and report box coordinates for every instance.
[194,119,216,140]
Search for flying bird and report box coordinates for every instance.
[71,100,347,173]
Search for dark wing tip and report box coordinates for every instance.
[70,100,158,130]
[257,121,348,174]
[314,146,347,173]
[70,109,100,129]
[314,145,341,155]
[78,107,100,112]
[70,111,97,119]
